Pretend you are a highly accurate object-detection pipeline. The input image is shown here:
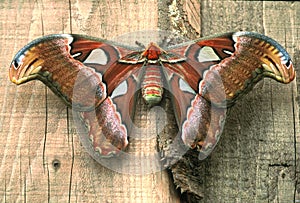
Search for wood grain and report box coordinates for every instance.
[168,1,300,202]
[0,0,180,202]
[0,0,299,202]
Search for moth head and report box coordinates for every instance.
[142,42,164,61]
[9,48,44,85]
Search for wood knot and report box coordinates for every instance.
[52,159,61,171]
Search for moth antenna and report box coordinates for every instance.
[135,41,145,49]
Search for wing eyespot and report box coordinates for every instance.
[13,60,19,69]
[285,59,292,68]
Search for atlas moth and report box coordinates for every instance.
[9,31,295,161]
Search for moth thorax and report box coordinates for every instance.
[141,65,164,106]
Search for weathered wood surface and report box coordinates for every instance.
[0,0,299,202]
[0,1,180,202]
[168,1,300,202]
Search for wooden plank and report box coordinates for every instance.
[162,0,200,39]
[0,0,180,202]
[1,0,300,202]
[167,1,299,202]
[258,3,299,202]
